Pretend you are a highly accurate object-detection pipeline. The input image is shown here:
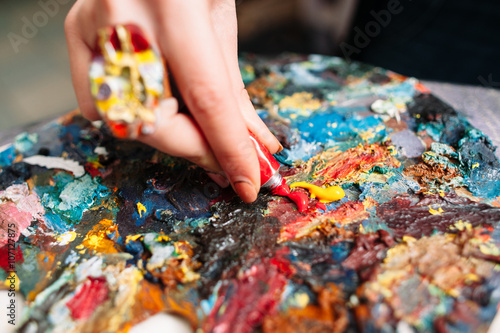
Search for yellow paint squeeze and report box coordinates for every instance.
[290,182,345,203]
[137,202,147,217]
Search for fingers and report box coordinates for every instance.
[207,173,230,188]
[210,0,282,154]
[66,0,277,203]
[67,0,222,174]
[65,1,100,120]
[139,98,222,173]
[157,0,260,202]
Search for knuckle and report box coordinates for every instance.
[236,138,254,155]
[186,81,226,116]
[240,88,251,100]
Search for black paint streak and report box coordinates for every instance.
[408,94,457,124]
[193,196,280,297]
[0,163,47,191]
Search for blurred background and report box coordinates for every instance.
[1,0,499,131]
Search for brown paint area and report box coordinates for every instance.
[342,230,395,280]
[246,72,288,106]
[404,162,462,190]
[377,192,500,239]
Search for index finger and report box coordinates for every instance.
[156,0,260,202]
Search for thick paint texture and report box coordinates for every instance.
[271,179,309,212]
[1,54,500,333]
[289,182,345,203]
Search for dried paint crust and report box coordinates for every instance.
[1,54,500,333]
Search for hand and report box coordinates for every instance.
[64,0,282,202]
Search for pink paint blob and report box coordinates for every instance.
[0,184,45,247]
[271,179,309,212]
[0,203,32,247]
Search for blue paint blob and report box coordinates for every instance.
[296,110,387,148]
[330,242,352,263]
[0,144,16,167]
[275,139,321,165]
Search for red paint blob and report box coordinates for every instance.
[271,179,309,213]
[66,276,109,320]
[84,163,102,178]
[0,245,23,272]
[204,259,287,333]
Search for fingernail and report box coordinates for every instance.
[207,173,230,188]
[233,180,258,203]
[277,143,284,153]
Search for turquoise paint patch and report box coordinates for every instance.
[36,174,110,229]
[418,122,443,141]
[14,132,38,154]
[458,129,500,199]
[361,218,393,234]
[379,80,416,99]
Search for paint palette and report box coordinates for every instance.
[1,54,500,332]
